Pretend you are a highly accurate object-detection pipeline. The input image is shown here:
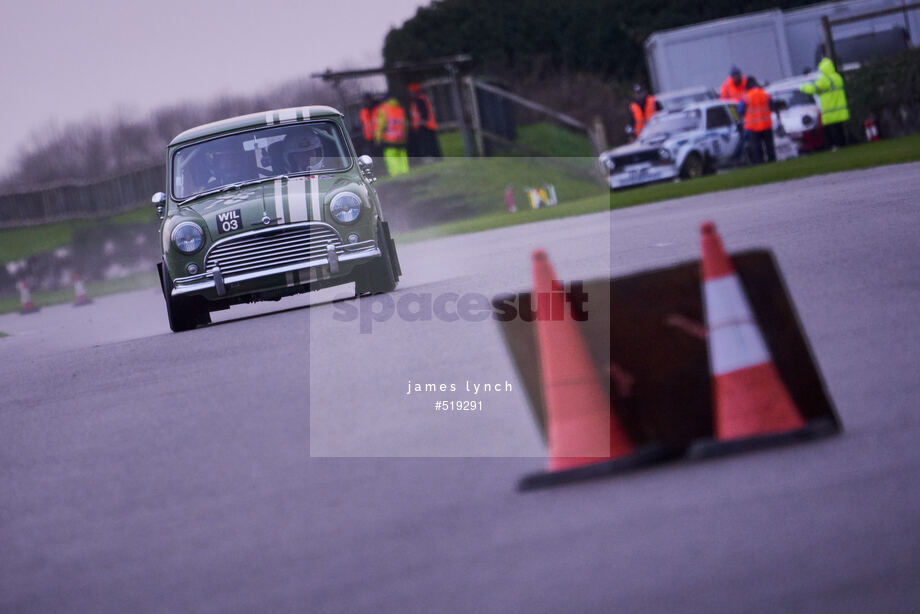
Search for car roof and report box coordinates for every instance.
[667,99,728,112]
[169,105,343,147]
[765,74,820,92]
[656,86,715,99]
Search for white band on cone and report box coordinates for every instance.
[704,275,770,375]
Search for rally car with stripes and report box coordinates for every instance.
[153,105,401,332]
[600,99,797,191]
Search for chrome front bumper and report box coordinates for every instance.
[171,240,380,297]
[608,164,678,189]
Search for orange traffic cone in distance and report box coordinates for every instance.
[73,274,92,306]
[518,250,672,490]
[690,222,833,458]
[18,281,40,315]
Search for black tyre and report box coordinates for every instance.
[702,154,717,175]
[680,153,703,180]
[354,222,399,296]
[381,220,401,280]
[159,263,210,332]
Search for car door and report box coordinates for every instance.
[705,104,739,164]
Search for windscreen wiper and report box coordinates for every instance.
[178,175,288,206]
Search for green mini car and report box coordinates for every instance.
[153,105,401,332]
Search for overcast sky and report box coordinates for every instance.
[0,0,429,175]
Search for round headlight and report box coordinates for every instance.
[329,192,362,224]
[603,157,616,171]
[171,222,204,254]
[658,148,671,161]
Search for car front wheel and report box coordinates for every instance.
[354,222,399,296]
[680,153,703,180]
[159,262,210,332]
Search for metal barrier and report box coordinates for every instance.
[0,164,165,229]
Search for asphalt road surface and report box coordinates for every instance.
[2,163,919,612]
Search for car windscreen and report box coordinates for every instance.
[659,92,713,111]
[770,89,815,108]
[642,110,701,138]
[172,121,350,200]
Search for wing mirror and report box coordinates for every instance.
[624,124,635,143]
[357,155,377,183]
[152,192,166,219]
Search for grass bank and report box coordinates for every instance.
[0,206,159,262]
[397,134,920,242]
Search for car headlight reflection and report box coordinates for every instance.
[171,222,204,254]
[329,192,362,224]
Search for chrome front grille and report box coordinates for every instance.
[612,149,660,167]
[205,223,342,276]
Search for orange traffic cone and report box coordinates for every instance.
[689,222,833,458]
[518,250,671,490]
[73,274,92,306]
[18,281,40,315]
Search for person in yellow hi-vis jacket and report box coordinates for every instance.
[375,95,409,176]
[800,58,850,149]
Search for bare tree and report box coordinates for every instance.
[0,77,338,193]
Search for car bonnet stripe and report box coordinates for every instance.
[273,179,286,223]
[287,177,309,222]
[310,176,321,221]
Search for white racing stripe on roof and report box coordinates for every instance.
[279,108,297,122]
[265,111,275,125]
[310,176,321,221]
[301,107,311,120]
[287,177,309,222]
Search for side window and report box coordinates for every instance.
[706,106,732,129]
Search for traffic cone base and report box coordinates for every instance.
[713,362,804,440]
[518,444,676,491]
[546,382,636,471]
[687,418,836,460]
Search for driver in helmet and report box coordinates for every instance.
[283,132,325,173]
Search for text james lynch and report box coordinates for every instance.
[407,380,513,395]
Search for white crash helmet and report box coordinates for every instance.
[284,132,324,172]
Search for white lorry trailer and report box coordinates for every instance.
[645,0,920,93]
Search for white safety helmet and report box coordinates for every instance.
[284,132,324,172]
